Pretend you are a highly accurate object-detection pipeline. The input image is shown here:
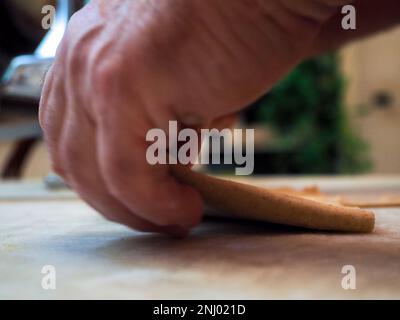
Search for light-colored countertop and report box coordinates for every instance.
[0,176,400,299]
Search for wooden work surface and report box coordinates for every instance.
[0,176,400,299]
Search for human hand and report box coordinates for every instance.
[39,0,347,234]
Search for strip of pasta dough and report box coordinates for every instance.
[172,166,375,233]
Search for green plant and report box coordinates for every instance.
[255,53,371,174]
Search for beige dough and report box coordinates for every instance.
[270,186,400,208]
[340,197,400,208]
[172,166,375,233]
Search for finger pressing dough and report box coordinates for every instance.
[172,166,375,233]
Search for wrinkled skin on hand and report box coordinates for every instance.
[39,0,345,235]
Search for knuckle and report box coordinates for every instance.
[93,59,119,98]
[69,49,85,73]
[102,152,127,180]
[101,155,133,195]
[59,136,80,170]
[67,25,103,78]
[68,39,91,76]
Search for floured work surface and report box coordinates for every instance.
[1,182,400,299]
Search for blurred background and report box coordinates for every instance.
[0,0,399,180]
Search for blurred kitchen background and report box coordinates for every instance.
[0,0,399,180]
